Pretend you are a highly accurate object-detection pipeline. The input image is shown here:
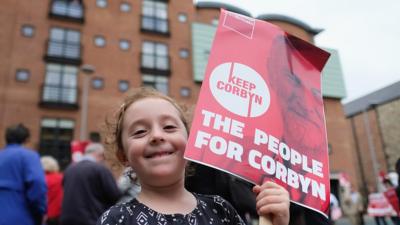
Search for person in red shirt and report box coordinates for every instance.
[41,156,63,225]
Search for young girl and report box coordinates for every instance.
[99,87,290,225]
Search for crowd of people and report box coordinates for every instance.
[0,88,399,225]
[328,167,400,225]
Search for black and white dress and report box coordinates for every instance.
[97,193,245,225]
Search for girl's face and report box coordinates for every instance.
[121,98,188,187]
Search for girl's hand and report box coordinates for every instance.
[253,181,290,225]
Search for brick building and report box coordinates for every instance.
[0,0,358,194]
[344,81,400,193]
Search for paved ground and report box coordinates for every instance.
[335,215,395,225]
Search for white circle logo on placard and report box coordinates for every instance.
[209,62,270,117]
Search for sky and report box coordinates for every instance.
[196,0,400,103]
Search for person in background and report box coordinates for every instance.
[352,187,365,225]
[382,178,400,225]
[0,124,47,225]
[396,158,400,208]
[60,143,121,225]
[329,193,342,224]
[368,185,388,225]
[41,156,63,225]
[395,158,400,225]
[342,185,364,225]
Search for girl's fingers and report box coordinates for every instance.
[256,188,286,202]
[257,202,289,216]
[256,195,287,209]
[255,186,288,202]
[253,181,282,193]
[254,182,290,225]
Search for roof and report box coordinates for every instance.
[195,1,252,17]
[344,81,400,117]
[321,48,347,99]
[256,14,323,35]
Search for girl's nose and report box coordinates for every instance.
[149,127,165,144]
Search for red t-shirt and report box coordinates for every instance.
[45,172,63,218]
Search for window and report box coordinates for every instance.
[47,27,81,60]
[15,69,30,82]
[94,35,106,47]
[42,63,78,105]
[119,39,130,51]
[50,0,83,20]
[92,77,104,89]
[21,25,35,37]
[39,118,74,169]
[118,80,129,92]
[179,48,189,59]
[178,13,187,23]
[120,2,131,12]
[142,74,168,94]
[141,41,169,71]
[96,0,107,8]
[141,0,168,34]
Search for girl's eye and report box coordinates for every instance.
[164,125,177,131]
[132,129,147,137]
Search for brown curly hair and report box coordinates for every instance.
[104,87,190,166]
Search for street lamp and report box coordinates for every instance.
[80,64,95,141]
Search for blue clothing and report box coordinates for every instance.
[0,144,47,225]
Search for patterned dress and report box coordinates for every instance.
[97,193,245,225]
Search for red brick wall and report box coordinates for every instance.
[350,108,390,191]
[324,98,360,188]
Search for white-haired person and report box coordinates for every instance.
[41,156,63,225]
[60,143,122,225]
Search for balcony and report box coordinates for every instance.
[44,40,82,65]
[140,15,170,36]
[49,0,84,23]
[140,53,171,75]
[39,83,79,110]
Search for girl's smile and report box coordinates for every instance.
[144,150,175,159]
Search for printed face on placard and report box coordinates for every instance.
[209,62,270,118]
[267,36,326,157]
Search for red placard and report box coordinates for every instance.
[70,140,90,162]
[184,9,331,216]
[384,188,400,216]
[368,192,398,217]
